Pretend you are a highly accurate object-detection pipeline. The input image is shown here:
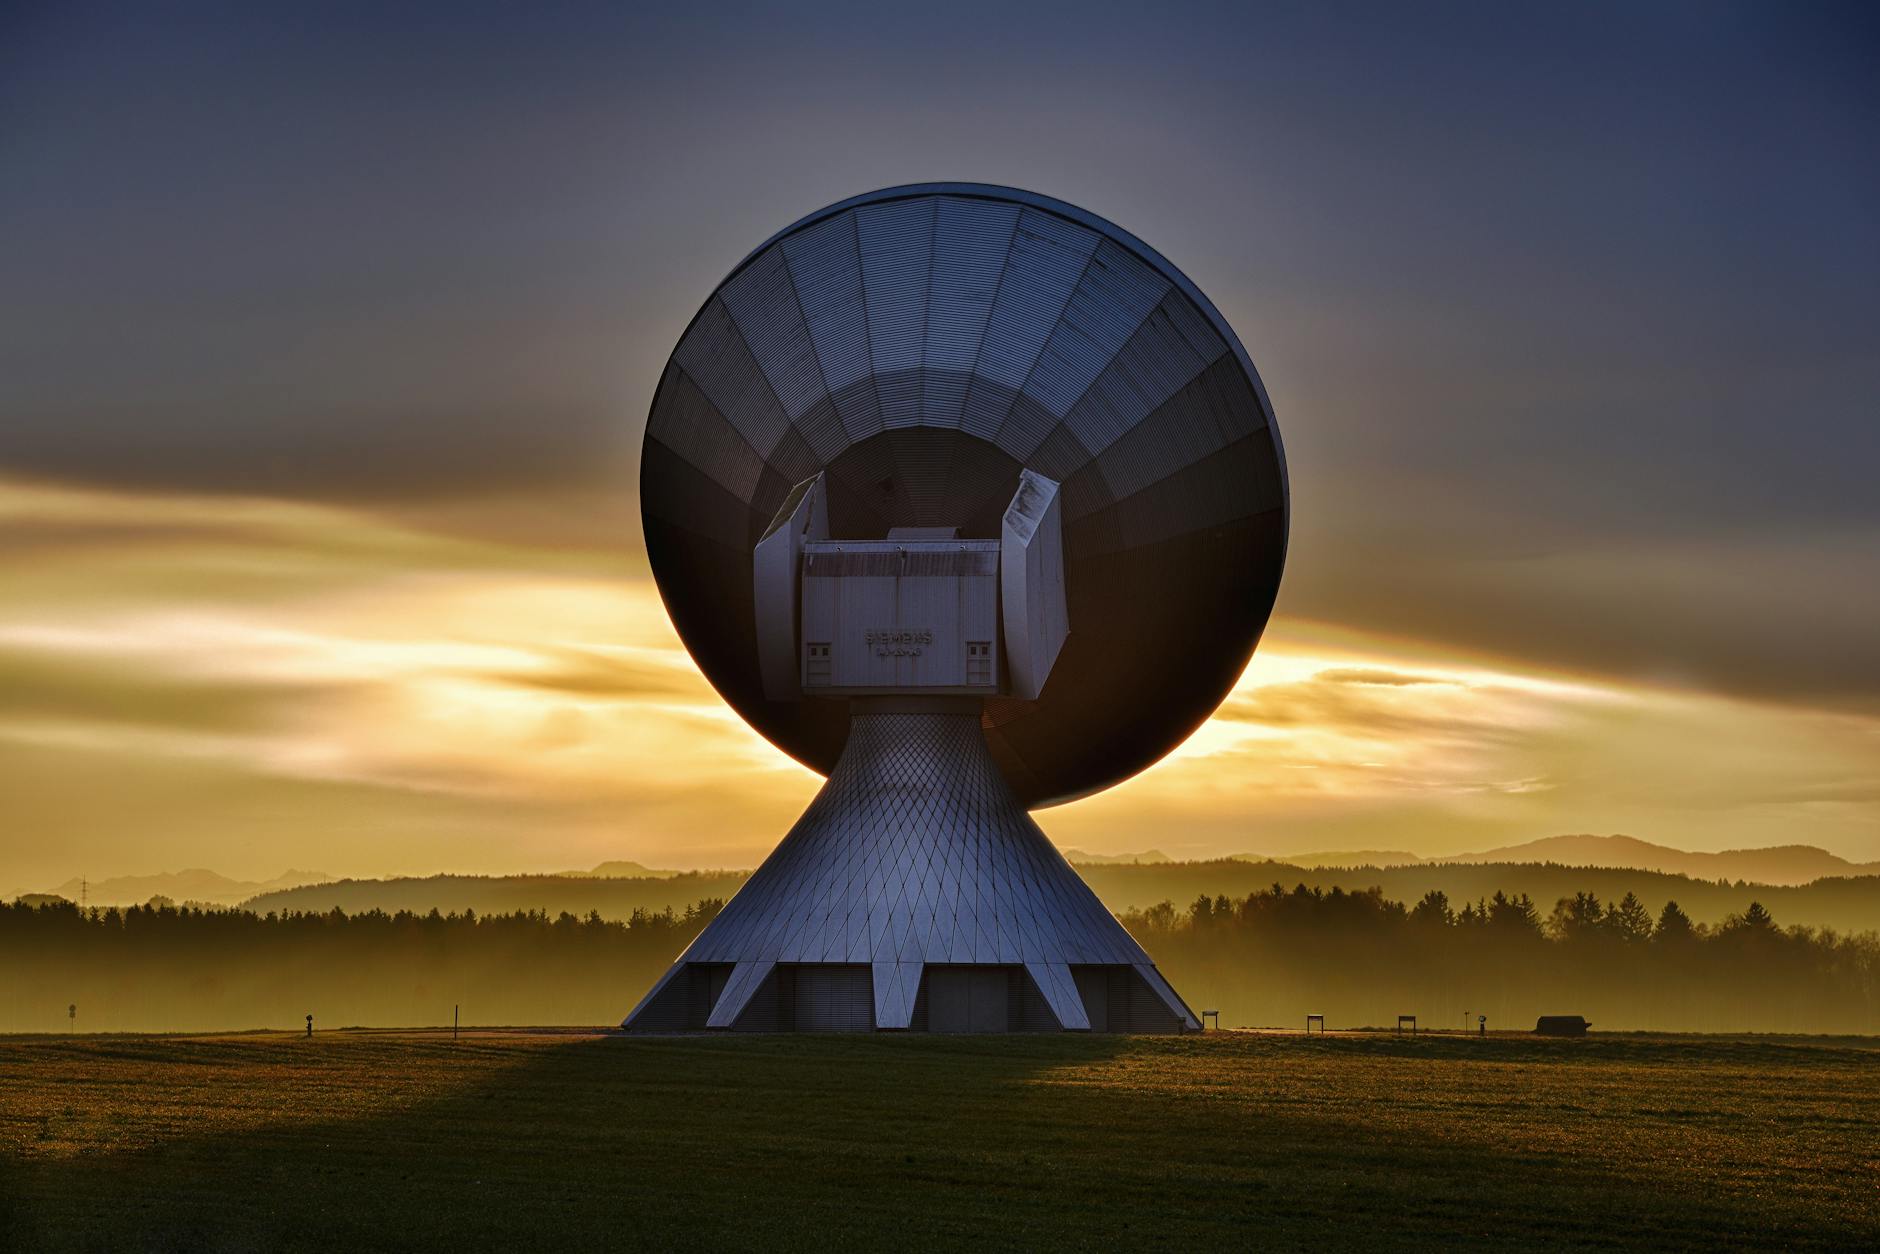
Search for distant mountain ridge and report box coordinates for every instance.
[28,836,1879,917]
[243,871,749,920]
[1429,834,1880,886]
[15,861,680,908]
[41,868,330,907]
[553,860,677,879]
[1218,835,1879,888]
[1061,849,1173,865]
[1262,850,1425,869]
[241,862,1880,937]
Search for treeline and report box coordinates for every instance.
[1131,885,1880,1034]
[1077,860,1880,933]
[7,885,1878,1034]
[0,900,719,1034]
[222,863,1880,935]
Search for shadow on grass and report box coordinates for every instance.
[2,1032,1874,1252]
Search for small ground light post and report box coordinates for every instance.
[305,1013,313,1039]
[1201,1009,1219,1031]
[454,1004,459,1040]
[1306,1014,1325,1034]
[1478,1014,1487,1037]
[68,1004,75,1030]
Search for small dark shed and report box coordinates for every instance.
[1534,1015,1590,1036]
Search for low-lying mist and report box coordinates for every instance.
[5,882,1874,1035]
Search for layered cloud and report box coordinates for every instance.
[1052,623,1880,862]
[2,477,1875,893]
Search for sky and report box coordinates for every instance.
[1,1,1876,890]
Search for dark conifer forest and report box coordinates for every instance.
[1127,884,1879,1035]
[3,900,723,1034]
[5,886,1875,1034]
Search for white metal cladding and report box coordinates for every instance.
[642,184,1288,810]
[923,198,1018,425]
[857,198,935,429]
[800,542,999,692]
[754,473,828,701]
[1000,470,1068,701]
[872,960,923,1028]
[629,710,1199,1032]
[1025,961,1090,1030]
[705,959,775,1030]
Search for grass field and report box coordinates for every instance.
[2,1030,1876,1251]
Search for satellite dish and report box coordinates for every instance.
[629,185,1289,1033]
[643,183,1287,807]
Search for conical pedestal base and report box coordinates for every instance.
[624,706,1198,1033]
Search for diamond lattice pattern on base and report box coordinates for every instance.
[624,711,1197,1031]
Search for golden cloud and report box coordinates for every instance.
[1,476,1876,892]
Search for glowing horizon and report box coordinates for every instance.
[3,476,1874,893]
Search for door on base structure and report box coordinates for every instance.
[925,967,1010,1032]
[1070,965,1185,1033]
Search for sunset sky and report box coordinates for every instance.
[2,2,1876,891]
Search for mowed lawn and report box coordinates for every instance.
[1,1030,1875,1251]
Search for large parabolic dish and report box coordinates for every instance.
[643,184,1288,807]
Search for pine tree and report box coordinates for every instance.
[1489,891,1543,936]
[1549,891,1604,941]
[1410,889,1453,928]
[1653,899,1695,943]
[1611,892,1653,943]
[1739,901,1776,932]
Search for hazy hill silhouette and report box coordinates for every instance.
[46,868,330,907]
[1255,849,1424,868]
[553,860,677,879]
[37,837,1880,929]
[1424,834,1880,885]
[1204,834,1880,886]
[245,871,751,919]
[224,860,1880,936]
